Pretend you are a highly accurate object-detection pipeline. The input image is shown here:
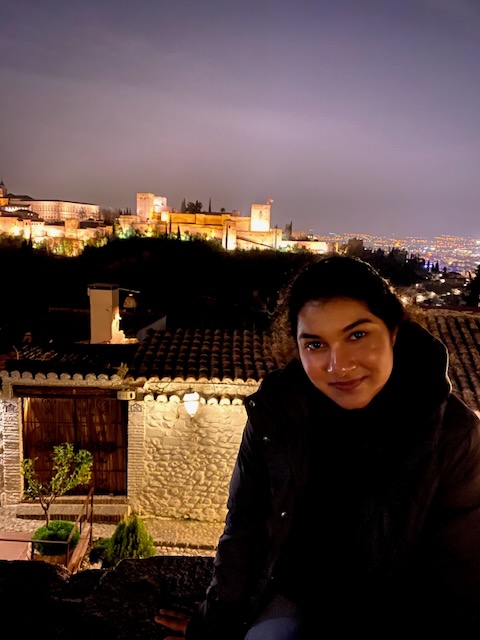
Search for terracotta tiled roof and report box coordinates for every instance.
[2,343,138,378]
[423,309,480,412]
[125,328,284,382]
[0,328,285,385]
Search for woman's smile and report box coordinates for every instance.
[328,376,368,392]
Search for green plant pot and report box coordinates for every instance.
[32,520,79,556]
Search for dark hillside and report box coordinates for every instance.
[0,238,426,347]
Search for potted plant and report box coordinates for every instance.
[32,519,80,564]
[21,442,93,565]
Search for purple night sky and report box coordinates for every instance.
[2,0,480,238]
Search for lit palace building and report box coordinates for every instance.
[0,180,111,254]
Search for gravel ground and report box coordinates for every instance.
[0,506,223,558]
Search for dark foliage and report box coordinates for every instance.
[0,235,439,348]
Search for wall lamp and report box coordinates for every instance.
[183,389,201,417]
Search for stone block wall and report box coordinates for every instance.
[130,399,246,521]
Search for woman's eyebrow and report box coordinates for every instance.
[342,318,374,333]
[298,331,321,340]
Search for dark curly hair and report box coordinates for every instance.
[271,253,414,363]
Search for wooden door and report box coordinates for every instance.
[22,393,127,495]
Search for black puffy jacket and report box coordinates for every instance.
[186,321,480,638]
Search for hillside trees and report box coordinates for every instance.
[0,234,433,341]
[186,200,203,213]
[465,265,480,307]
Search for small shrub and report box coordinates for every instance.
[89,513,155,568]
[32,519,80,556]
[88,536,111,565]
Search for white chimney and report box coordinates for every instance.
[88,283,120,344]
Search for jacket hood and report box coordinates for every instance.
[387,319,451,414]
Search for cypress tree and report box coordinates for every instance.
[107,513,155,565]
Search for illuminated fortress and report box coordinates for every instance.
[114,192,283,251]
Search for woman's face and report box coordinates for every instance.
[297,297,397,410]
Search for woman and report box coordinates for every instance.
[155,254,480,639]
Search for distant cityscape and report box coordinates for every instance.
[302,231,480,275]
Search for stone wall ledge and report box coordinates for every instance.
[0,555,213,639]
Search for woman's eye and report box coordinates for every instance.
[350,330,367,341]
[305,340,325,351]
